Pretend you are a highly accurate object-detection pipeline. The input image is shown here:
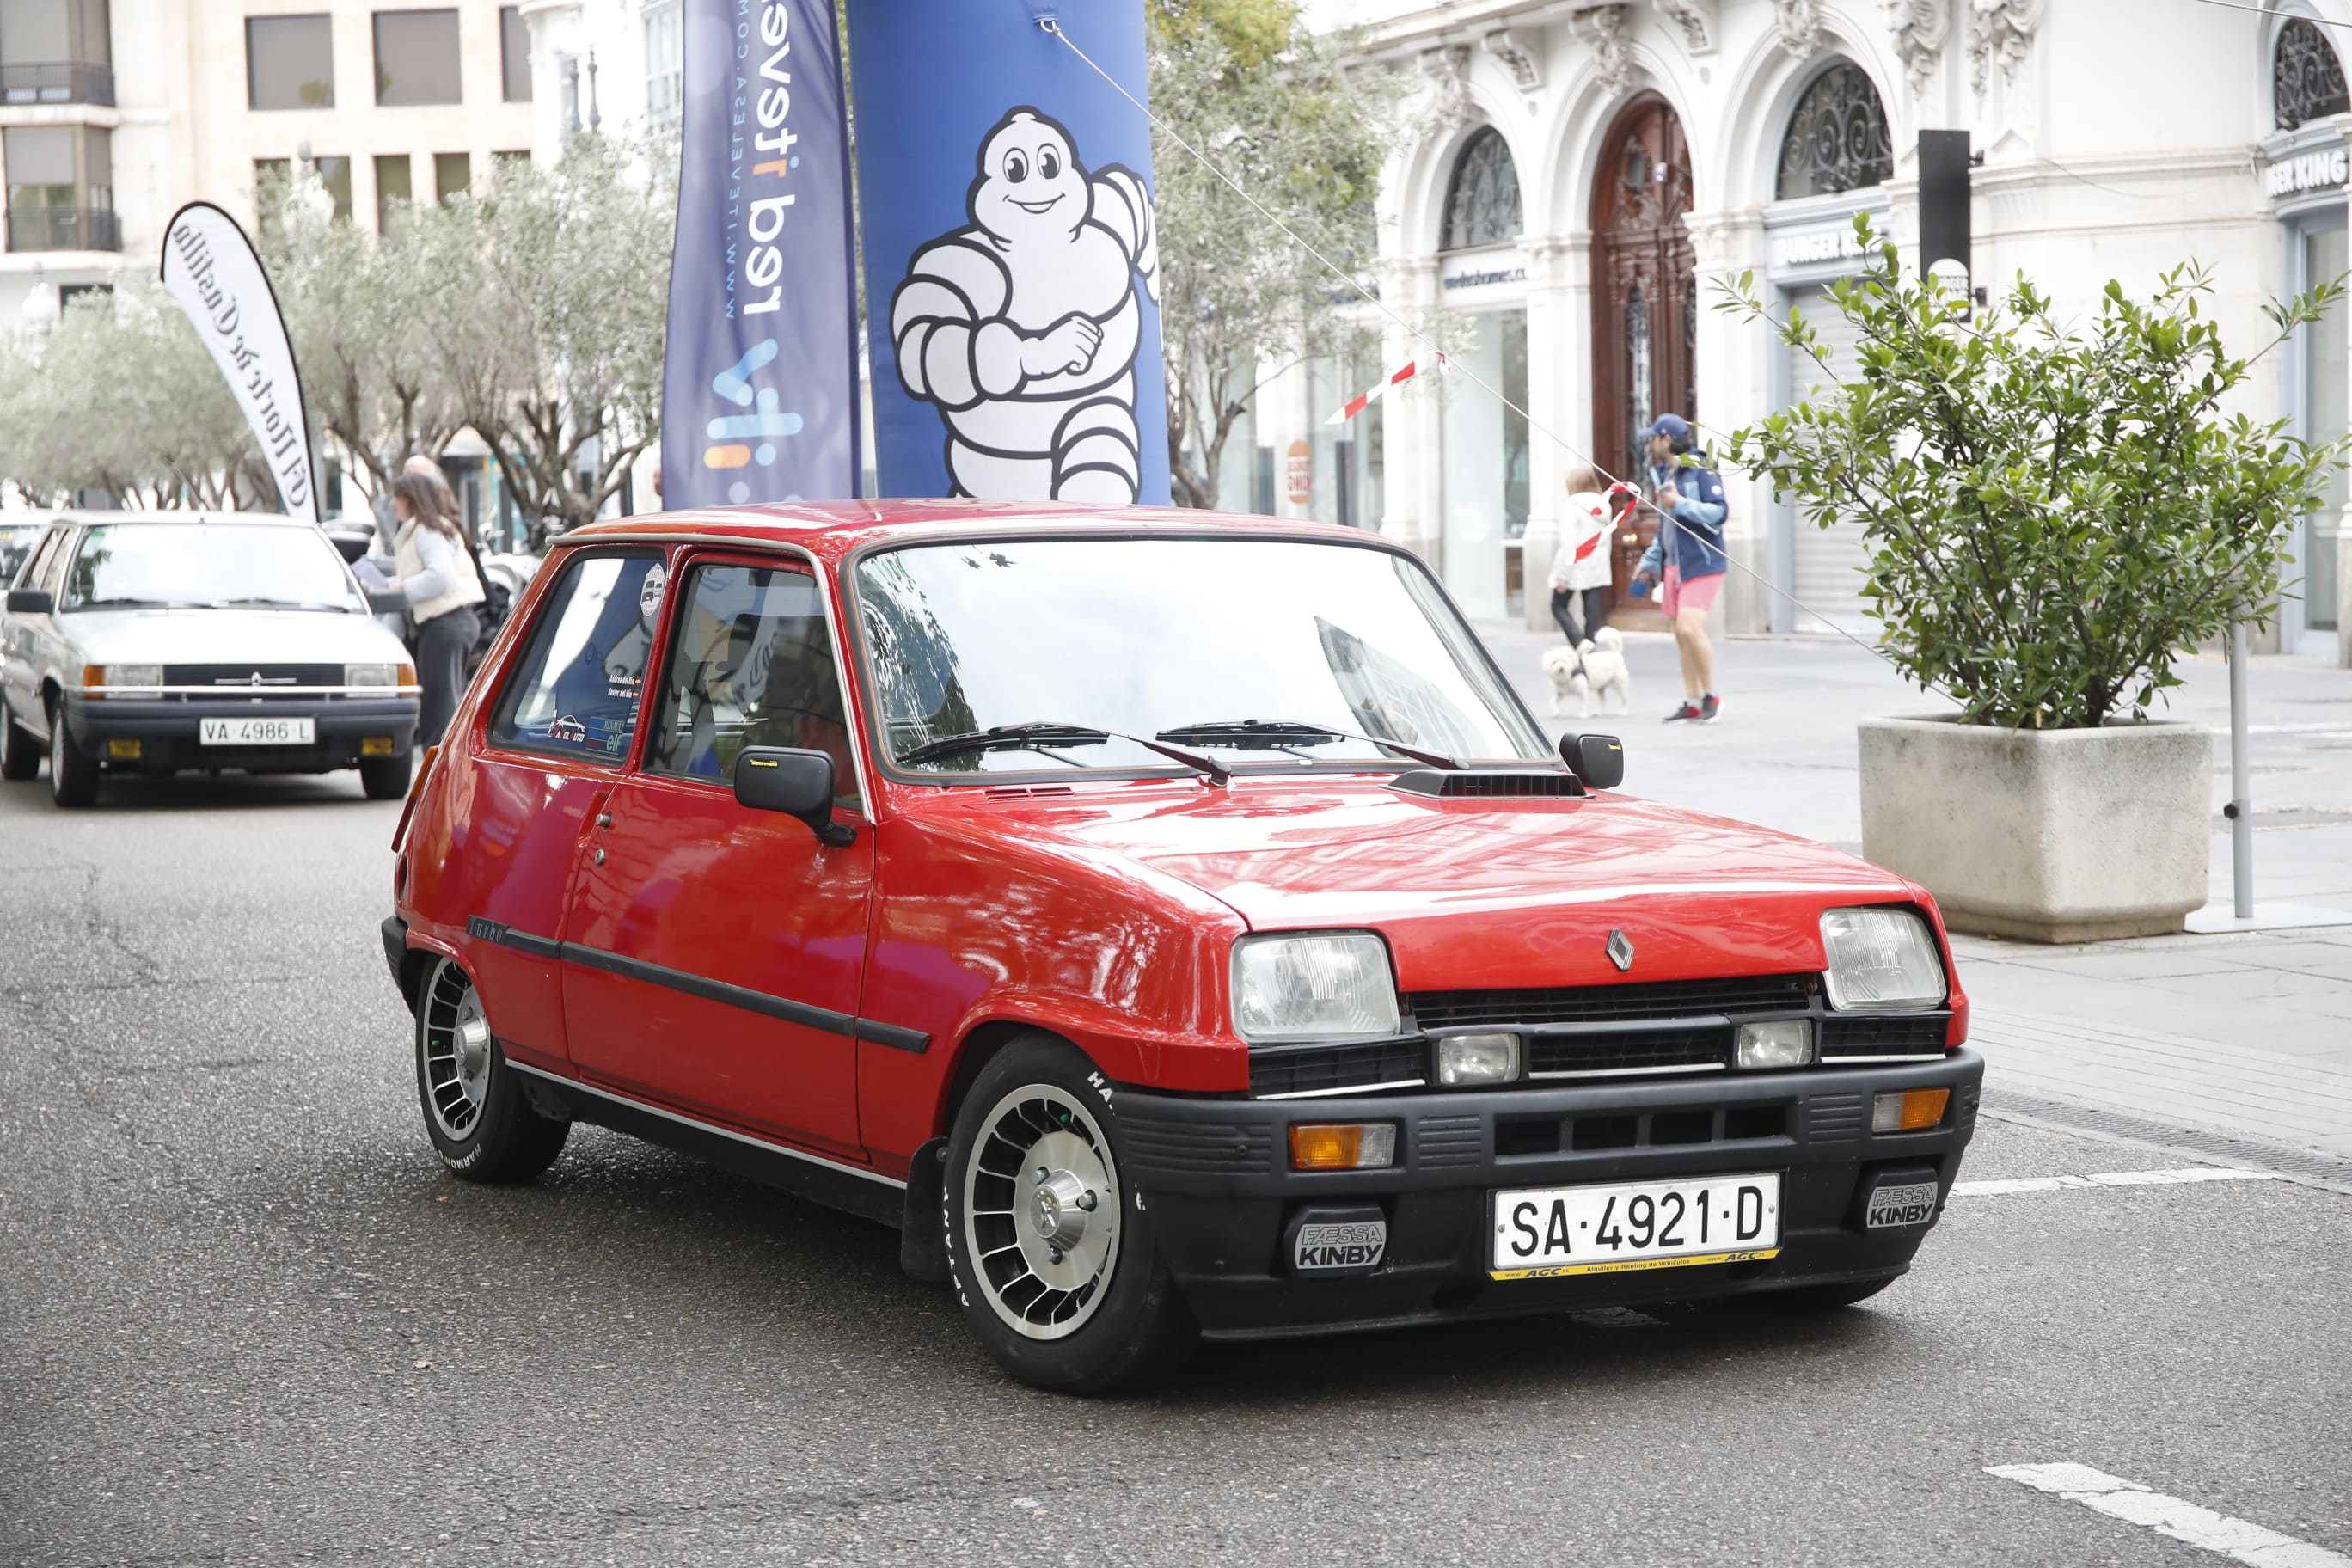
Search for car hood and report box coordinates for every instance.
[913,778,1922,992]
[55,606,411,666]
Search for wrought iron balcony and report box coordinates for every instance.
[4,207,121,253]
[0,61,116,106]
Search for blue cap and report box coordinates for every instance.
[1642,413,1692,443]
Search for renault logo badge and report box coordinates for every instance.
[1606,929,1634,971]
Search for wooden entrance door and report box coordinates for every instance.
[1589,95,1696,626]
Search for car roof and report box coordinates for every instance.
[22,510,321,527]
[561,499,1393,567]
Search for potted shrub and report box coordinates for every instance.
[1717,228,2343,941]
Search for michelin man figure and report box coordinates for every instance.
[890,107,1158,502]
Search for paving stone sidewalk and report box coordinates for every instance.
[1475,617,2352,1164]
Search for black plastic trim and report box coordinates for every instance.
[379,916,408,994]
[467,916,930,1052]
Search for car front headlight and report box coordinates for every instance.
[1231,932,1400,1044]
[345,662,404,689]
[1819,907,1947,1010]
[84,663,162,696]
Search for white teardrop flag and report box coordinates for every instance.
[158,201,318,524]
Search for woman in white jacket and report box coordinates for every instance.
[1549,462,1614,646]
[383,470,487,747]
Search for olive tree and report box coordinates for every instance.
[1716,224,2345,730]
[1148,0,1399,509]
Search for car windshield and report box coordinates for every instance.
[855,536,1549,776]
[62,523,365,612]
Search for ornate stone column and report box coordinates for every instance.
[1522,234,1577,632]
[1684,205,1769,634]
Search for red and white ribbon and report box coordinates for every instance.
[1324,355,1440,425]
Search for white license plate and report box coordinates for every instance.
[1491,1171,1782,1280]
[199,716,315,746]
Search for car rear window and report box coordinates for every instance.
[488,549,667,763]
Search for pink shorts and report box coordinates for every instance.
[1660,566,1723,619]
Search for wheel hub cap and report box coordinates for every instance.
[1028,1168,1093,1249]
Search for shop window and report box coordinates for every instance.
[2276,18,2349,132]
[1441,126,1522,251]
[374,8,459,106]
[246,13,333,110]
[1776,62,1892,201]
[499,4,530,101]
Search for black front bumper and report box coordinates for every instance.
[1117,1049,1984,1340]
[64,696,418,774]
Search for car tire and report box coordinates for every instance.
[414,954,570,1182]
[943,1034,1197,1393]
[0,701,40,781]
[359,749,414,801]
[46,701,97,808]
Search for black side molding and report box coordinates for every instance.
[380,916,410,996]
[466,916,932,1054]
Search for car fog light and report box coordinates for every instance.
[1289,1123,1398,1171]
[361,736,396,756]
[107,738,141,759]
[1871,1087,1951,1133]
[1436,1032,1519,1087]
[1736,1020,1813,1069]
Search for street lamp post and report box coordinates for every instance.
[2227,618,2254,921]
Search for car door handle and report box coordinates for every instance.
[593,848,606,866]
[596,812,613,829]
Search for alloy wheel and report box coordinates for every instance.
[960,1083,1122,1341]
[420,957,493,1142]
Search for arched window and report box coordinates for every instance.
[2276,18,2349,131]
[1775,62,1894,201]
[1442,126,1522,251]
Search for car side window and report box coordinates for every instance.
[19,529,62,594]
[645,561,859,806]
[40,530,78,597]
[487,549,668,763]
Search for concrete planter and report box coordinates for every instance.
[1858,716,2211,944]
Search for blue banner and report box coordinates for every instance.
[844,0,1168,505]
[660,0,859,506]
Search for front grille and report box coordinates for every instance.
[1820,1014,1949,1057]
[1498,1101,1791,1157]
[164,663,343,688]
[1249,1038,1425,1099]
[1410,973,1815,1032]
[1807,1092,1867,1144]
[1527,1026,1728,1079]
[1415,1114,1485,1167]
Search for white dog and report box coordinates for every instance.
[1542,626,1631,718]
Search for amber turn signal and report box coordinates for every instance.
[1288,1123,1398,1171]
[1871,1087,1951,1133]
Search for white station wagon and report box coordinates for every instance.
[0,511,422,806]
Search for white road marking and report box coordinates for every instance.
[1988,1463,2352,1568]
[1952,1167,2277,1197]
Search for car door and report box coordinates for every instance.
[3,524,64,719]
[560,552,872,1160]
[441,546,673,1069]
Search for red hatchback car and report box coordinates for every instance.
[383,503,1982,1391]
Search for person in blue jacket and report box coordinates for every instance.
[1628,413,1728,724]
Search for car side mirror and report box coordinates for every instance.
[734,745,855,847]
[1559,732,1625,790]
[6,589,52,615]
[366,591,408,616]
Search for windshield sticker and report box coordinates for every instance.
[548,714,587,744]
[640,561,668,622]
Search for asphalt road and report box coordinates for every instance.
[2,770,2348,1567]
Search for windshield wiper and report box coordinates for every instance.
[75,597,187,610]
[1155,718,1463,771]
[205,597,356,611]
[900,720,1228,785]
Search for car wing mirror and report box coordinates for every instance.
[1559,732,1625,790]
[734,745,856,847]
[7,589,52,614]
[365,591,409,616]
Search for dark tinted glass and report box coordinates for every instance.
[646,563,856,802]
[247,14,333,110]
[490,551,668,763]
[373,8,458,106]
